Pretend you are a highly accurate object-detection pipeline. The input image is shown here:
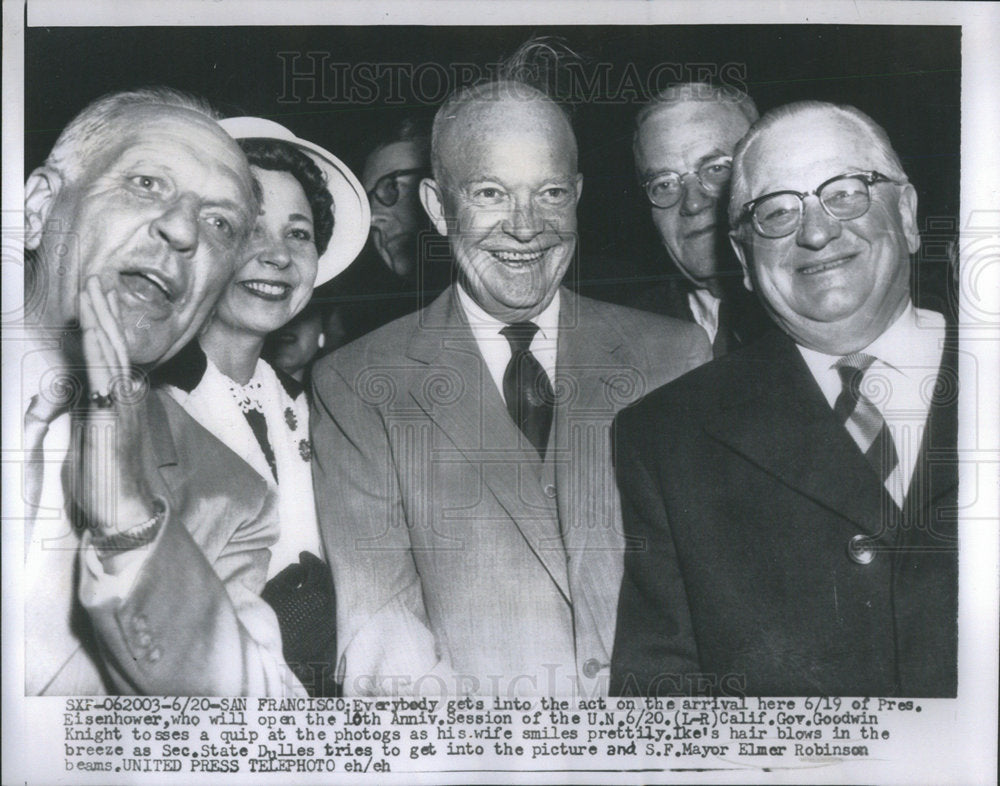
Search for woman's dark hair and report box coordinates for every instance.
[238,138,335,256]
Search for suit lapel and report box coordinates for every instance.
[901,322,959,534]
[405,288,570,602]
[145,390,185,502]
[703,331,889,535]
[553,290,631,555]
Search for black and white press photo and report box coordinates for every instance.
[2,1,997,784]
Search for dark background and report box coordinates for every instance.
[25,25,960,306]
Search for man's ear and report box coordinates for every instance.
[419,178,450,237]
[897,183,920,255]
[574,172,584,202]
[729,230,754,292]
[24,167,63,250]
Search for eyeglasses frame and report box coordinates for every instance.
[367,167,430,208]
[737,170,902,239]
[641,155,734,209]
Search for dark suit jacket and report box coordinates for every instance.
[310,285,710,695]
[610,326,958,697]
[630,274,771,358]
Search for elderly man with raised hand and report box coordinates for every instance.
[631,82,770,356]
[611,101,957,697]
[21,87,303,696]
[311,73,710,697]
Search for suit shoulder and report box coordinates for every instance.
[152,390,270,502]
[618,332,778,430]
[576,295,707,361]
[312,307,420,382]
[579,294,696,336]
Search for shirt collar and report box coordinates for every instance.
[799,301,942,373]
[864,301,944,374]
[797,301,945,407]
[456,284,560,342]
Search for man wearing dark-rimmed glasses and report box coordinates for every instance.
[630,82,770,357]
[361,117,432,282]
[611,101,957,697]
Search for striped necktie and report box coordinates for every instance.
[833,353,904,506]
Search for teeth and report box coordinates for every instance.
[800,257,850,275]
[142,271,171,298]
[492,250,545,263]
[244,281,289,296]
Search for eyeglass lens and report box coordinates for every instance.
[646,158,732,208]
[372,176,401,208]
[752,176,872,238]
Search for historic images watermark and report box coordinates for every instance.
[276,54,751,106]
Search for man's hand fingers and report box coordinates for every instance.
[79,289,116,397]
[85,276,130,374]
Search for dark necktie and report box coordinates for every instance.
[712,298,732,357]
[833,353,903,504]
[501,322,554,459]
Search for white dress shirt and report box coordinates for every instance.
[456,284,559,404]
[165,353,322,579]
[798,302,946,500]
[687,288,722,347]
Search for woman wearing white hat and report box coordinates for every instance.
[155,117,369,696]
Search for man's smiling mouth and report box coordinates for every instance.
[490,249,547,264]
[797,255,856,276]
[119,269,176,306]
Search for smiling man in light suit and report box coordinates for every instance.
[311,73,709,697]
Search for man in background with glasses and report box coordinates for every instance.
[611,101,957,697]
[332,115,450,341]
[362,116,431,284]
[630,83,769,356]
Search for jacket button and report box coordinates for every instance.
[582,658,607,679]
[137,631,152,648]
[848,534,876,565]
[148,647,162,663]
[132,615,148,632]
[544,484,557,498]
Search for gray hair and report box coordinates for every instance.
[44,86,220,182]
[728,100,909,227]
[635,81,759,133]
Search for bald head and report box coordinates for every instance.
[431,81,577,187]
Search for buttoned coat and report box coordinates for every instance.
[27,389,303,696]
[310,285,710,696]
[610,327,959,697]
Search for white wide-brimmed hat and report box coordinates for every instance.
[219,116,370,287]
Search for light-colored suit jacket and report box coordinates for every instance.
[26,389,303,696]
[310,286,709,696]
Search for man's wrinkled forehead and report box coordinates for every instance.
[103,104,257,211]
[436,94,578,180]
[743,110,875,185]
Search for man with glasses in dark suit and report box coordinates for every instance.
[362,116,432,284]
[612,101,958,697]
[631,83,770,357]
[330,115,449,340]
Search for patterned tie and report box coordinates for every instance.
[501,322,554,459]
[833,353,903,505]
